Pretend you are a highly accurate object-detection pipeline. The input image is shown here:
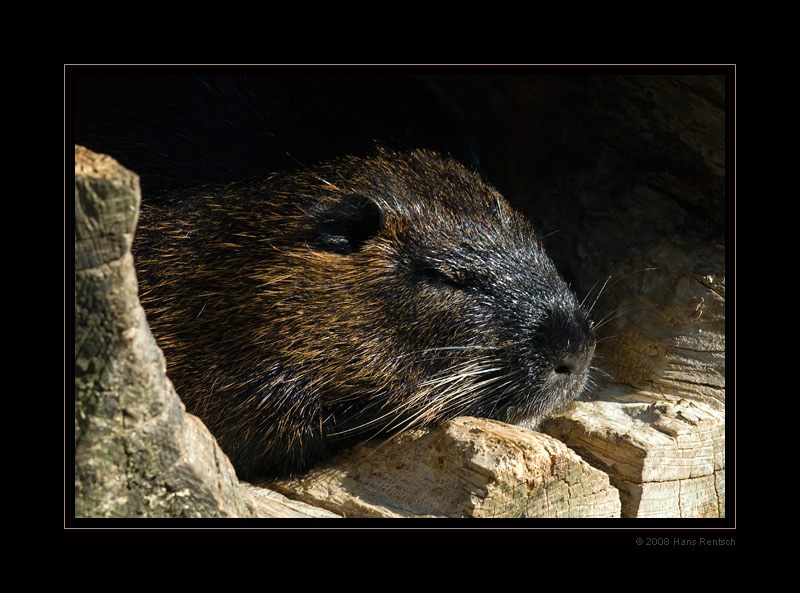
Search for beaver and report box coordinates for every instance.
[75,74,596,479]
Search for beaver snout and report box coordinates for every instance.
[543,306,596,378]
[538,304,596,402]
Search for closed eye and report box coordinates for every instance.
[415,266,470,291]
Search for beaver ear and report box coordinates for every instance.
[314,193,385,254]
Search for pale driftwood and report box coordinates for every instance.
[542,393,725,518]
[589,256,726,415]
[239,484,341,518]
[74,146,255,518]
[269,417,621,518]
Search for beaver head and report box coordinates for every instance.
[135,147,596,479]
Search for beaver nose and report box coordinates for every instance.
[541,306,595,380]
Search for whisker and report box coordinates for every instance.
[580,275,609,310]
[584,267,658,316]
[328,355,508,438]
[585,275,613,316]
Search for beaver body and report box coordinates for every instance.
[75,74,596,479]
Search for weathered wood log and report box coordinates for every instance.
[74,146,257,518]
[269,417,621,518]
[239,483,340,518]
[542,393,724,518]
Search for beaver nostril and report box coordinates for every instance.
[554,364,572,375]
